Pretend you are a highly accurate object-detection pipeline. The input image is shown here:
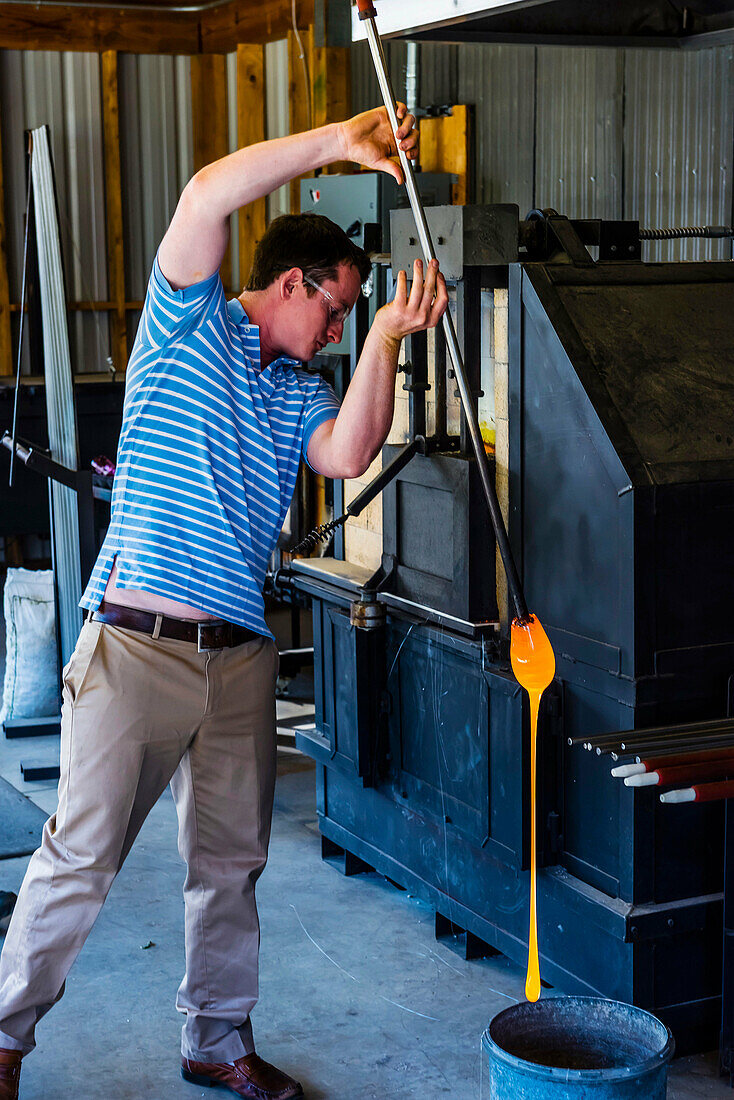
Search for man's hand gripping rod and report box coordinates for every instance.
[357,0,529,622]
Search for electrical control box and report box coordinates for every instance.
[299,172,453,356]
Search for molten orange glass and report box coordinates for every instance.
[510,613,556,1003]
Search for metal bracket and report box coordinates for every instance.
[414,104,454,119]
[360,553,397,597]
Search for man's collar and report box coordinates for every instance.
[227,298,300,369]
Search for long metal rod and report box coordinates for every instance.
[570,716,734,749]
[592,729,734,754]
[9,134,34,489]
[360,4,529,623]
[618,724,734,751]
[604,735,734,763]
[614,733,734,757]
[631,738,734,763]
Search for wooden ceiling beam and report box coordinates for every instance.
[0,6,199,53]
[200,0,314,53]
[0,0,314,54]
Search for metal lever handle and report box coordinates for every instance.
[347,436,423,517]
[2,430,77,490]
[360,8,529,622]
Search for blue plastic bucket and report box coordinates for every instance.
[482,996,674,1099]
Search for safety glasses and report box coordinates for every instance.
[302,273,352,327]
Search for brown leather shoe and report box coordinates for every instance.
[0,1049,21,1100]
[181,1052,304,1099]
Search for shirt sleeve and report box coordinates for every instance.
[302,375,341,470]
[136,255,225,351]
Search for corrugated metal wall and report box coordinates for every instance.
[624,48,734,260]
[0,50,110,374]
[0,50,195,374]
[226,51,240,286]
[458,44,535,205]
[352,38,408,115]
[118,53,193,342]
[353,39,734,260]
[1,36,731,378]
[0,42,295,373]
[535,48,624,221]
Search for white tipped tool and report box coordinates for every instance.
[625,772,660,787]
[612,763,645,778]
[660,789,696,804]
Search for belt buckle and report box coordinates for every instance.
[197,622,231,652]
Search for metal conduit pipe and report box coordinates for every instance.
[405,41,419,118]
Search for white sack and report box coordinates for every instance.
[1,568,60,724]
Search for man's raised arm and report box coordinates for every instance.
[158,106,418,292]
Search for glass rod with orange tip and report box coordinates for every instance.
[358,0,558,1003]
[357,0,529,622]
[510,615,555,1000]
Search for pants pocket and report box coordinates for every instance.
[62,620,103,706]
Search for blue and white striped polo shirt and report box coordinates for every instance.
[80,257,341,637]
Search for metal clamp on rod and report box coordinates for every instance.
[360,3,529,622]
[1,431,31,466]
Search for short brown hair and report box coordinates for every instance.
[245,213,371,293]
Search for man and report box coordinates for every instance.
[0,103,447,1099]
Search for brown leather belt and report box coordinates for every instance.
[92,601,261,651]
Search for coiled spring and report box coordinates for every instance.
[291,516,346,557]
[640,225,733,240]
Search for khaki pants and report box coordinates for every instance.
[0,618,279,1063]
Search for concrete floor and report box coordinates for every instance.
[0,724,731,1097]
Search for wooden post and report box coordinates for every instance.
[311,45,352,175]
[419,105,472,205]
[0,105,12,376]
[101,50,127,373]
[237,44,267,290]
[288,24,314,214]
[190,53,232,290]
